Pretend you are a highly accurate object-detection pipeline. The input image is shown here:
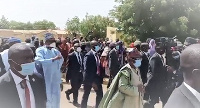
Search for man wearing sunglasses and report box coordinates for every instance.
[165,44,200,108]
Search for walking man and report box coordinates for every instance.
[35,33,63,108]
[65,43,83,106]
[81,41,103,108]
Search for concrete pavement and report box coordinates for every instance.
[60,83,163,108]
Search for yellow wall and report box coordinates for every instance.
[106,27,121,42]
[0,30,68,41]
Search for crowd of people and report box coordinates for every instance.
[0,33,200,108]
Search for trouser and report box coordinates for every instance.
[146,95,167,108]
[107,70,118,88]
[81,83,103,108]
[66,73,83,102]
[144,88,167,108]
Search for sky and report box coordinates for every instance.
[0,0,116,29]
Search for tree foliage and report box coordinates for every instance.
[111,0,200,42]
[0,15,9,29]
[66,16,81,34]
[33,20,56,30]
[66,14,115,40]
[0,16,56,30]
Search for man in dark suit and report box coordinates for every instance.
[0,43,46,108]
[140,43,149,84]
[107,43,120,88]
[109,43,120,77]
[165,44,200,108]
[65,43,83,106]
[145,46,168,108]
[81,41,103,108]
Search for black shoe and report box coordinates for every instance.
[65,91,70,101]
[73,102,80,107]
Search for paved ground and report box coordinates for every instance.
[60,83,163,108]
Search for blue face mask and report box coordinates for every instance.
[20,62,35,75]
[95,46,100,52]
[134,60,142,68]
[116,45,120,50]
[10,60,35,75]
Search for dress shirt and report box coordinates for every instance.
[91,49,99,63]
[10,70,36,108]
[144,52,149,58]
[0,49,9,71]
[156,53,165,65]
[184,82,200,102]
[75,51,82,65]
[91,49,100,74]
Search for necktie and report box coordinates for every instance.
[95,53,100,75]
[21,79,31,108]
[77,53,81,65]
[77,53,83,72]
[161,55,164,65]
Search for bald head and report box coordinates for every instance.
[8,43,33,59]
[180,44,200,70]
[180,44,200,92]
[8,43,34,69]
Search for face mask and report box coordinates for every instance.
[77,47,82,52]
[116,45,120,50]
[173,55,180,59]
[10,59,35,76]
[134,60,142,68]
[95,46,100,52]
[20,62,35,75]
[49,42,56,48]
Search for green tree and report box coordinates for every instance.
[24,21,34,30]
[65,16,81,34]
[33,20,56,30]
[80,14,115,40]
[65,14,115,40]
[9,21,26,30]
[111,0,200,42]
[0,15,10,29]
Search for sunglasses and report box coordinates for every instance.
[131,58,142,60]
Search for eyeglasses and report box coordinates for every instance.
[131,58,142,60]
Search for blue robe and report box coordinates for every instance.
[35,46,63,108]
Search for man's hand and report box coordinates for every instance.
[167,66,175,73]
[138,84,145,93]
[92,83,98,91]
[52,55,62,62]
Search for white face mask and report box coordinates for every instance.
[77,47,82,52]
[49,42,56,48]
